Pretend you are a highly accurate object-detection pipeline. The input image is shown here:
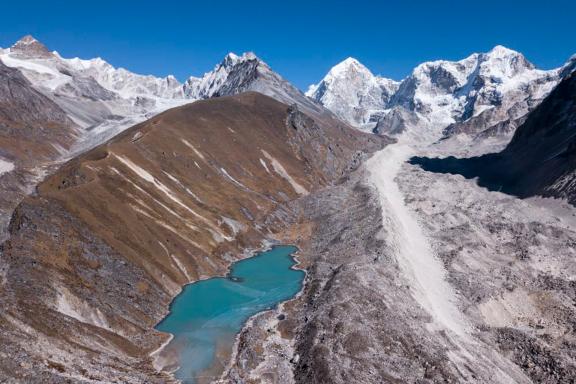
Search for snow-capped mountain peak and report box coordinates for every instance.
[184,51,262,99]
[0,37,326,152]
[329,57,370,76]
[479,45,535,79]
[487,44,522,57]
[306,57,400,127]
[0,36,195,153]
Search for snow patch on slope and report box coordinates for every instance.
[0,158,15,176]
[56,287,110,330]
[261,150,308,195]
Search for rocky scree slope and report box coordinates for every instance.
[220,144,576,384]
[0,92,387,383]
[0,60,79,237]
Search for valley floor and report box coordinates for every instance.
[221,136,576,383]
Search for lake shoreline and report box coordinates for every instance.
[154,244,306,383]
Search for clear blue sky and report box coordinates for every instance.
[1,0,574,90]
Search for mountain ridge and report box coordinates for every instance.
[308,45,574,146]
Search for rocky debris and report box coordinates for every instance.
[223,169,506,383]
[496,328,576,383]
[221,125,576,383]
[0,60,78,237]
[397,146,576,383]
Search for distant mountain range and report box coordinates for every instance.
[1,35,574,230]
[0,36,326,154]
[308,46,576,143]
[3,36,574,153]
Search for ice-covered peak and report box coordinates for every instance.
[10,35,53,58]
[330,57,368,74]
[241,51,258,61]
[307,57,400,129]
[487,45,520,58]
[480,45,534,77]
[340,57,361,65]
[222,52,241,66]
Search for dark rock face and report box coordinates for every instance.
[9,35,54,59]
[373,106,421,135]
[428,65,461,93]
[210,58,260,98]
[410,71,576,205]
[0,61,74,141]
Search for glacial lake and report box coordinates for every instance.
[156,245,304,383]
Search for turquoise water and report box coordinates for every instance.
[156,245,304,383]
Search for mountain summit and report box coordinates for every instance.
[306,57,399,127]
[10,35,53,58]
[185,51,323,116]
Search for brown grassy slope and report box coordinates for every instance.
[0,91,387,382]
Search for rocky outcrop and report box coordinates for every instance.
[185,52,325,119]
[9,35,54,59]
